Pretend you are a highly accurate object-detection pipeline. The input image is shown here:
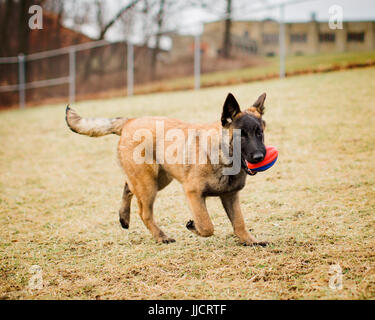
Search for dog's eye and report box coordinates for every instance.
[256,130,263,138]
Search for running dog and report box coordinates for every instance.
[65,93,268,246]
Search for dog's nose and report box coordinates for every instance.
[252,152,264,163]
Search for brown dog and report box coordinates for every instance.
[66,93,268,246]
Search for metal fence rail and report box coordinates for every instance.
[0,37,204,109]
[0,40,136,108]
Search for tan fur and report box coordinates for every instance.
[245,107,262,118]
[65,95,267,246]
[66,107,127,137]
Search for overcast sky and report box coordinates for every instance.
[226,0,374,21]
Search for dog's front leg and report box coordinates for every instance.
[220,192,267,246]
[185,191,214,238]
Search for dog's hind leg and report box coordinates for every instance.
[220,192,267,247]
[185,191,214,238]
[133,178,176,244]
[119,182,133,229]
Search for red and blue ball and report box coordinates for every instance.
[247,146,278,173]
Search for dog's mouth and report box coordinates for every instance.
[241,158,257,176]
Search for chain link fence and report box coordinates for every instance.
[0,36,209,109]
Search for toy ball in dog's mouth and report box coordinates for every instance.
[246,146,278,174]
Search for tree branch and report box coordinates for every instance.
[98,0,141,40]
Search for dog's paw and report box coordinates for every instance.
[242,240,269,247]
[186,220,195,231]
[161,238,176,244]
[119,218,129,229]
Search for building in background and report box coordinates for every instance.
[170,18,375,60]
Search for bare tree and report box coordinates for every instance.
[79,0,141,77]
[199,0,234,58]
[150,0,165,80]
[97,0,141,40]
[141,0,197,80]
[222,0,232,58]
[0,0,15,56]
[44,0,65,46]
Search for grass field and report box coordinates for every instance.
[134,51,375,95]
[1,67,375,300]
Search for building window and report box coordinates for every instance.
[266,52,275,57]
[290,33,307,43]
[319,33,336,43]
[347,32,365,42]
[262,33,278,45]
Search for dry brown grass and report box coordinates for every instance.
[0,67,375,300]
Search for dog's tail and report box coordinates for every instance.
[65,106,127,137]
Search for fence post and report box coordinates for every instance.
[279,4,286,78]
[194,35,201,90]
[69,47,76,104]
[127,41,134,96]
[18,54,26,109]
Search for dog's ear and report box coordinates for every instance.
[253,93,266,116]
[221,93,241,126]
[247,93,266,118]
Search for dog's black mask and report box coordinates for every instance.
[221,93,267,176]
[233,114,266,175]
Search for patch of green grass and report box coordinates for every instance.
[0,67,375,300]
[135,51,375,93]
